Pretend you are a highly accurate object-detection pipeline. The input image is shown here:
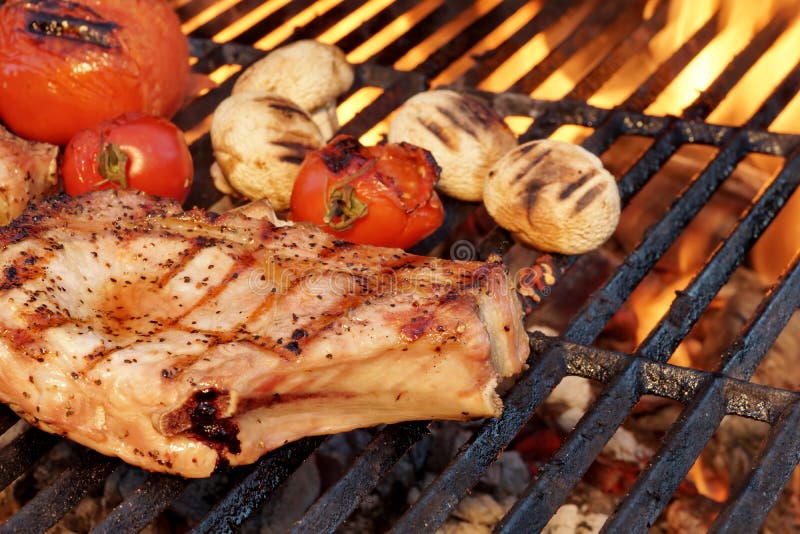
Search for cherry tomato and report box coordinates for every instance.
[290,135,444,249]
[0,0,189,145]
[61,113,194,202]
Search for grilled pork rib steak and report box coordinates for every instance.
[0,190,528,477]
[0,124,58,225]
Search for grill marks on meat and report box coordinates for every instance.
[0,125,59,225]
[0,190,528,477]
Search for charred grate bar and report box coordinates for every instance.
[511,0,646,95]
[712,397,800,532]
[1,451,118,534]
[289,422,429,534]
[192,436,325,533]
[606,251,800,531]
[2,84,800,534]
[91,473,189,534]
[3,1,800,531]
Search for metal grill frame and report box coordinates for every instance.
[2,0,800,532]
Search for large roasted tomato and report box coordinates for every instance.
[61,113,194,202]
[0,0,189,145]
[290,135,444,249]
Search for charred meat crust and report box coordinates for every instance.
[0,189,528,477]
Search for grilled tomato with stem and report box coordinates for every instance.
[290,135,444,249]
[61,113,194,203]
[0,0,189,145]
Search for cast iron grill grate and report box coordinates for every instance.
[1,1,800,532]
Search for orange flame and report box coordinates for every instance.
[688,455,729,502]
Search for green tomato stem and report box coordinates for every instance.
[95,141,129,189]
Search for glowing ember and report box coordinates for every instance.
[180,0,241,35]
[316,0,395,45]
[173,0,800,511]
[212,0,293,43]
[252,0,342,51]
[394,0,502,72]
[345,1,444,64]
[432,2,544,86]
[688,455,730,503]
[479,1,597,92]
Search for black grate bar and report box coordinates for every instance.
[495,130,751,529]
[615,119,682,203]
[517,98,612,142]
[396,123,749,534]
[184,39,267,78]
[290,422,429,534]
[1,451,118,534]
[710,397,800,532]
[0,407,19,436]
[683,16,789,120]
[221,0,317,46]
[333,0,420,55]
[745,127,800,158]
[289,0,370,43]
[552,333,800,420]
[502,141,800,531]
[719,378,795,424]
[192,436,324,533]
[0,427,57,491]
[499,327,800,533]
[185,134,224,210]
[512,0,644,94]
[408,196,480,256]
[495,354,642,533]
[577,110,624,157]
[567,0,670,101]
[722,252,800,380]
[461,0,579,86]
[389,338,568,533]
[174,40,267,132]
[497,352,644,531]
[621,13,719,112]
[369,1,475,67]
[476,92,796,156]
[746,58,800,130]
[414,0,529,81]
[187,0,309,40]
[339,69,427,138]
[563,127,744,345]
[186,36,266,77]
[538,333,798,423]
[187,36,220,63]
[602,248,800,530]
[90,473,189,534]
[636,146,800,360]
[174,0,219,23]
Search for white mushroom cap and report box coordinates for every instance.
[387,89,517,202]
[210,91,324,211]
[483,139,621,255]
[232,40,354,140]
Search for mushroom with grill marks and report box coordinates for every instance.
[232,40,353,141]
[483,139,621,255]
[210,92,324,211]
[388,90,517,202]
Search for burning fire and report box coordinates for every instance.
[176,0,800,509]
[604,0,799,503]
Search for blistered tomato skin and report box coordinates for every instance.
[290,135,444,249]
[0,0,189,145]
[61,113,194,203]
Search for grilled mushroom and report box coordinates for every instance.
[387,90,517,202]
[210,91,324,211]
[232,40,354,140]
[483,139,621,255]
